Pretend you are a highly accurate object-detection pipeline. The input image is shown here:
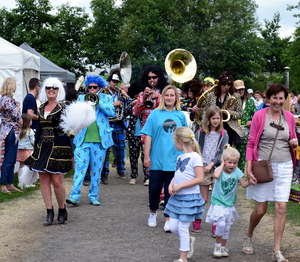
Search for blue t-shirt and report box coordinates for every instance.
[22,93,38,131]
[211,166,244,207]
[141,109,187,171]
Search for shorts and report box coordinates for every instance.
[200,166,214,186]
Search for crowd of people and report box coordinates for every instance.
[0,67,298,262]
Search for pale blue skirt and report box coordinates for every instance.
[164,193,205,222]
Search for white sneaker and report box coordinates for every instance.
[144,179,149,186]
[148,213,157,227]
[163,220,171,232]
[129,178,137,185]
[187,236,196,258]
[221,247,229,257]
[213,245,222,257]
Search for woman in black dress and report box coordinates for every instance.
[25,77,73,226]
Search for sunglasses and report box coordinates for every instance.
[236,88,245,91]
[221,82,233,87]
[45,86,59,90]
[270,122,284,130]
[262,96,266,99]
[148,76,158,80]
[88,85,99,90]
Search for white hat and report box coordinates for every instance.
[111,74,120,82]
[247,88,253,94]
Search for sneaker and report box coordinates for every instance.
[147,213,157,227]
[164,220,171,232]
[213,245,222,257]
[90,199,101,206]
[24,184,36,188]
[83,180,90,186]
[191,219,202,233]
[129,178,137,185]
[212,223,217,237]
[221,247,229,257]
[144,179,149,186]
[159,200,165,206]
[66,197,79,206]
[187,236,196,258]
[118,173,126,179]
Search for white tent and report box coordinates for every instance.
[0,37,40,105]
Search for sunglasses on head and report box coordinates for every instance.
[88,85,99,90]
[270,122,284,130]
[148,76,158,80]
[45,86,59,90]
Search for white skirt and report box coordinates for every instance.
[247,160,293,202]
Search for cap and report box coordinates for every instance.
[202,77,215,86]
[247,88,254,94]
[111,74,120,82]
[234,80,245,90]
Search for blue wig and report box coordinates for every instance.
[84,75,108,88]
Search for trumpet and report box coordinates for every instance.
[144,81,155,108]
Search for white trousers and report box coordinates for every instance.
[169,218,191,251]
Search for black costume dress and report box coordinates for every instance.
[25,101,73,174]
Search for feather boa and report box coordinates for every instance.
[18,165,39,189]
[60,101,96,135]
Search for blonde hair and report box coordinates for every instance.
[157,85,181,110]
[202,106,224,134]
[0,77,16,97]
[174,126,201,155]
[222,145,240,160]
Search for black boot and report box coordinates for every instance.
[101,174,108,185]
[43,207,54,226]
[56,206,68,224]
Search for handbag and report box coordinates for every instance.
[252,123,280,183]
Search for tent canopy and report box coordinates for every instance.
[0,37,40,104]
[20,42,76,83]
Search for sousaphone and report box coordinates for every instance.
[164,49,197,83]
[110,51,132,84]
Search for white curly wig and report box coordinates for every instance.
[39,77,66,103]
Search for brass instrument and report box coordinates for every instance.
[109,52,132,122]
[221,91,237,122]
[193,86,215,126]
[164,49,197,84]
[84,92,99,105]
[144,81,155,108]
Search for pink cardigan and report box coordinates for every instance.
[246,108,296,166]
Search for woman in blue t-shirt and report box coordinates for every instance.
[141,85,188,232]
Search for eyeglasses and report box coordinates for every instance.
[45,86,59,90]
[148,76,158,80]
[88,85,99,90]
[270,122,284,130]
[262,96,266,99]
[236,88,245,91]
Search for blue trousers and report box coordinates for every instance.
[149,170,174,217]
[1,129,18,185]
[101,122,126,176]
[69,142,107,201]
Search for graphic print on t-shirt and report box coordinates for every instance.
[222,177,235,195]
[162,119,177,133]
[176,157,190,172]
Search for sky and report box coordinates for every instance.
[0,0,298,38]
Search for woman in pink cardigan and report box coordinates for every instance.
[243,83,297,262]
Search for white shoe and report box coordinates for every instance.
[24,184,36,188]
[221,247,229,257]
[129,178,137,185]
[144,179,149,186]
[187,236,196,258]
[163,220,171,232]
[148,213,157,227]
[213,245,222,257]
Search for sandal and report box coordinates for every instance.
[242,236,253,254]
[272,251,289,262]
[1,189,12,194]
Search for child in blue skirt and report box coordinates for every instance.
[165,127,205,262]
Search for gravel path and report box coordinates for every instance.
[0,162,299,262]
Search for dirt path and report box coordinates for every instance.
[0,164,299,262]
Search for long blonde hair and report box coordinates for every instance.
[174,126,201,155]
[157,85,181,110]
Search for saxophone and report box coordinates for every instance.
[221,91,237,122]
[193,86,215,126]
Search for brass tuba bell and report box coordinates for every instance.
[164,49,197,84]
